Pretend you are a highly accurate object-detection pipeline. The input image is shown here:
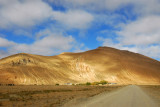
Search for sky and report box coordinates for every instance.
[0,0,160,61]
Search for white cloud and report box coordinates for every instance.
[0,0,52,29]
[0,0,94,31]
[0,30,76,58]
[118,15,160,45]
[9,32,75,55]
[139,45,160,58]
[33,34,74,52]
[132,0,160,15]
[52,10,93,29]
[0,37,16,47]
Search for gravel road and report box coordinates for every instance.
[63,85,158,107]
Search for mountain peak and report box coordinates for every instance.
[0,47,160,85]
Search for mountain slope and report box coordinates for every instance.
[0,47,160,85]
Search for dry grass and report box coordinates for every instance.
[0,85,123,107]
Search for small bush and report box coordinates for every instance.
[99,80,108,85]
[86,82,91,85]
[55,83,59,86]
[78,83,85,85]
[91,82,99,85]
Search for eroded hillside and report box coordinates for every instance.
[0,47,160,85]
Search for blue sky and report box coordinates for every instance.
[0,0,160,61]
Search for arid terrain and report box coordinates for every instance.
[0,46,160,85]
[0,85,123,107]
[0,85,160,107]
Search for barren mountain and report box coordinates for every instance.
[0,47,160,85]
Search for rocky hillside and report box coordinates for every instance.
[0,47,160,85]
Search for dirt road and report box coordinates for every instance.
[63,85,158,107]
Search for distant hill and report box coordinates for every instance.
[0,46,160,85]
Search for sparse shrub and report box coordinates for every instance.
[55,83,59,86]
[99,80,108,85]
[91,82,99,85]
[77,83,84,85]
[89,80,108,85]
[86,82,91,85]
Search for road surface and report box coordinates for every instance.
[63,85,158,107]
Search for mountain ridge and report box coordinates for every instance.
[0,46,160,85]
